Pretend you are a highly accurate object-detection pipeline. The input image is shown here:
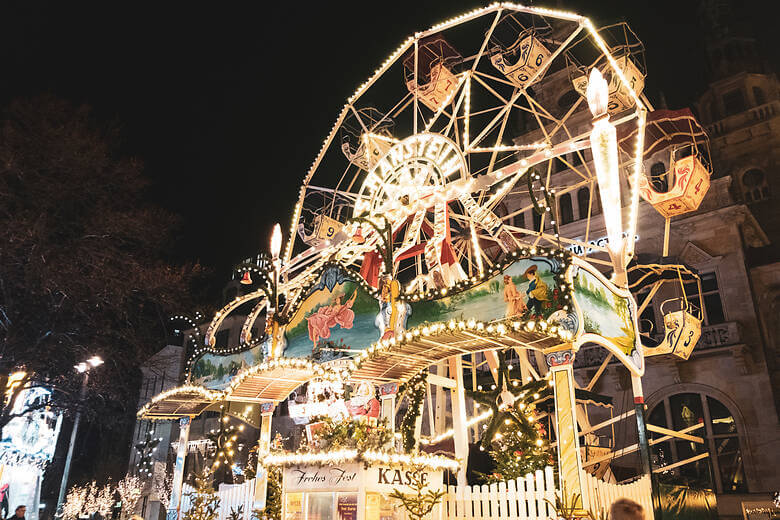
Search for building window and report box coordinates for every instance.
[558,193,574,224]
[741,169,769,203]
[723,89,745,116]
[752,86,766,106]
[577,188,590,220]
[649,392,746,493]
[515,211,525,230]
[557,89,579,114]
[650,161,668,192]
[682,272,725,325]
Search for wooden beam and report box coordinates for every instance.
[427,373,457,389]
[653,452,709,473]
[646,424,704,444]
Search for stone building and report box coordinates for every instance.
[488,4,780,517]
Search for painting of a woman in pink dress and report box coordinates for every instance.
[306,290,358,347]
[503,274,527,318]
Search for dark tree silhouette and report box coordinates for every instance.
[0,95,205,454]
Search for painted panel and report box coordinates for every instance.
[572,260,643,374]
[190,343,265,390]
[407,256,576,333]
[282,267,384,361]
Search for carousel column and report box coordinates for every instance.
[448,356,469,486]
[378,383,399,432]
[169,416,192,520]
[253,402,276,511]
[547,350,588,512]
[632,375,661,520]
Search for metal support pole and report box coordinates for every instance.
[448,356,469,486]
[169,417,192,520]
[253,403,276,511]
[56,372,88,516]
[632,375,662,520]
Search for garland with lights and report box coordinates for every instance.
[134,429,161,479]
[260,449,458,472]
[206,408,241,485]
[253,466,282,520]
[398,369,428,453]
[526,168,561,243]
[301,415,393,453]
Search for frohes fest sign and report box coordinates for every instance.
[283,464,443,494]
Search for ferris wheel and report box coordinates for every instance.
[283,5,652,295]
[203,4,696,348]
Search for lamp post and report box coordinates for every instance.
[586,68,628,287]
[56,356,104,517]
[268,224,283,358]
[587,69,660,518]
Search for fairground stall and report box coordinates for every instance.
[139,4,716,520]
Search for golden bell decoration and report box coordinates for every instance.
[240,271,252,285]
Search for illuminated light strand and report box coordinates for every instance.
[470,223,484,278]
[137,385,225,418]
[260,449,459,472]
[626,109,647,257]
[468,142,546,153]
[581,18,644,110]
[463,74,471,148]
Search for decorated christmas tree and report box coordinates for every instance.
[206,408,241,485]
[467,351,551,483]
[183,470,220,520]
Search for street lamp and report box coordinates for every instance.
[56,355,104,517]
[268,224,283,358]
[587,68,627,286]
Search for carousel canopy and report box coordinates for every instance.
[138,358,347,420]
[350,325,563,383]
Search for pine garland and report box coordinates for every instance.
[398,369,427,453]
[303,415,393,452]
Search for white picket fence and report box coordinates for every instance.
[580,470,653,516]
[443,467,557,519]
[180,467,653,520]
[444,467,653,519]
[181,479,255,520]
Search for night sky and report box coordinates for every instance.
[1,0,776,283]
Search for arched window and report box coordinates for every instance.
[577,187,591,220]
[650,161,668,192]
[515,211,525,230]
[558,193,574,224]
[648,392,747,493]
[752,86,766,106]
[742,169,769,202]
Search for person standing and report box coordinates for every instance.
[610,498,645,520]
[6,505,25,520]
[523,265,549,315]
